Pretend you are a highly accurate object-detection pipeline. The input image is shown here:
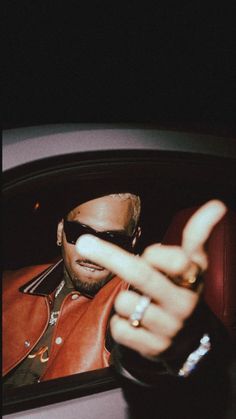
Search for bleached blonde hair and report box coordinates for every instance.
[109,193,141,232]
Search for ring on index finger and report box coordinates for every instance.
[129,295,151,328]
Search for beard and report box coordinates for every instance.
[63,266,113,296]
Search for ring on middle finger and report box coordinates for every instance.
[129,295,151,328]
[172,262,203,291]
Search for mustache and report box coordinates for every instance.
[76,258,98,265]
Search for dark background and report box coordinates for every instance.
[3,150,235,270]
[3,1,236,136]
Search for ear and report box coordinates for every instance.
[57,219,64,244]
[132,226,141,248]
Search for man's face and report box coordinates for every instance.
[57,195,135,295]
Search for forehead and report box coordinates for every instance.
[67,195,133,229]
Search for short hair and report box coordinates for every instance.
[65,192,141,233]
[109,193,141,232]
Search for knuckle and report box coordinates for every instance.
[158,336,172,353]
[173,291,198,318]
[142,244,160,259]
[184,290,198,311]
[114,290,130,312]
[170,317,184,336]
[143,337,171,358]
[170,249,189,274]
[110,317,127,343]
[132,262,154,289]
[161,315,184,338]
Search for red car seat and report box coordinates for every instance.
[162,205,236,343]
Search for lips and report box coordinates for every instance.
[77,260,104,271]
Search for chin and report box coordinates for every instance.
[70,266,113,295]
[73,275,112,296]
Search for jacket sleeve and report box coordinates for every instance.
[111,301,234,419]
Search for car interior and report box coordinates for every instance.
[2,134,236,417]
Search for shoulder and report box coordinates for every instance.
[3,263,51,293]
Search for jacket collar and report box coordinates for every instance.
[19,259,64,296]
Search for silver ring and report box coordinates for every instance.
[129,295,151,328]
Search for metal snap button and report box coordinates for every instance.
[24,340,31,348]
[55,337,63,345]
[71,294,79,300]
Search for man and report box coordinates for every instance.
[3,193,141,386]
[3,195,233,417]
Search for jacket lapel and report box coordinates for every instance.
[19,259,64,296]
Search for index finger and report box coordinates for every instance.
[76,234,175,301]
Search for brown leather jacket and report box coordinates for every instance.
[3,260,128,381]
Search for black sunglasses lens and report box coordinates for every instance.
[102,233,132,250]
[64,221,87,244]
[64,221,133,250]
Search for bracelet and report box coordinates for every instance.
[178,333,211,377]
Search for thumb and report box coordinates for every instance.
[182,200,227,269]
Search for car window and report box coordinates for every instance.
[3,145,236,415]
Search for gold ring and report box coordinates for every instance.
[129,295,151,327]
[172,263,203,291]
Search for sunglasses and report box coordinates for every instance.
[63,220,136,251]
